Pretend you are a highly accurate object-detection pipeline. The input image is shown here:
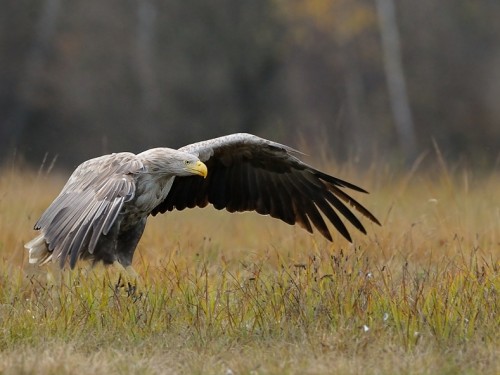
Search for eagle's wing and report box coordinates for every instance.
[152,133,380,242]
[34,153,144,268]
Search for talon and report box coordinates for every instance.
[114,274,123,292]
[111,261,141,297]
[127,282,137,297]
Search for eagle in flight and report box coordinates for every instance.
[25,133,380,273]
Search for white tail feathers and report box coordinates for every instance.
[24,235,52,265]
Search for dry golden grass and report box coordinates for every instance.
[0,159,498,375]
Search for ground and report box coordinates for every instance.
[0,161,498,375]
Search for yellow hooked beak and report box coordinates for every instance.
[188,160,208,178]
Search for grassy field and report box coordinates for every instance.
[0,159,498,374]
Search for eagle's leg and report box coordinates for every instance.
[113,218,147,297]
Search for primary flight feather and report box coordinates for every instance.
[25,133,380,270]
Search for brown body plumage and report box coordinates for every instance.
[25,133,380,270]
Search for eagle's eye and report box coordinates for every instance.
[184,160,190,165]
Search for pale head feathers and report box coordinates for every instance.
[137,148,205,177]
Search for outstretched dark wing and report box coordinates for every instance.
[35,153,144,268]
[152,133,380,242]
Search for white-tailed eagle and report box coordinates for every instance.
[25,133,380,270]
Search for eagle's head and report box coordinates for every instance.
[138,148,208,178]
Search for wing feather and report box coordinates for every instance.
[234,162,250,212]
[328,184,381,225]
[278,173,308,223]
[264,172,287,221]
[272,174,295,226]
[226,162,239,213]
[252,170,267,215]
[282,174,313,233]
[293,172,350,241]
[254,169,272,215]
[324,192,366,235]
[33,153,143,267]
[152,133,379,242]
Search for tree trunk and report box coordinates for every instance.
[3,0,61,150]
[375,0,418,162]
[135,0,159,138]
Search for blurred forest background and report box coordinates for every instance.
[1,0,499,170]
